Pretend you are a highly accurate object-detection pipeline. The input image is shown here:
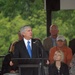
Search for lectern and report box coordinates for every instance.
[12,58,47,75]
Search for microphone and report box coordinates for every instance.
[33,40,41,46]
[33,40,38,44]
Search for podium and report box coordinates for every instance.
[12,58,47,75]
[3,73,19,75]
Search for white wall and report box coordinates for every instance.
[60,0,75,10]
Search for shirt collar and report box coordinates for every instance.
[23,38,31,47]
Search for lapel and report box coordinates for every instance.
[21,39,38,58]
[22,39,36,58]
[21,39,31,57]
[31,38,39,58]
[21,39,27,50]
[31,39,36,58]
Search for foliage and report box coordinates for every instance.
[52,10,75,44]
[0,0,46,55]
[0,0,75,55]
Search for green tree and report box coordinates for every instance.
[52,10,75,44]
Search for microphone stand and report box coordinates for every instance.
[34,40,45,75]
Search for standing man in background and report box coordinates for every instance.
[43,24,59,56]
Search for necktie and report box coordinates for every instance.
[27,41,32,58]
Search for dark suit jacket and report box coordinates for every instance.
[69,39,75,55]
[49,62,69,75]
[43,36,54,55]
[13,38,47,75]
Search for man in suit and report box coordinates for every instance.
[13,25,47,75]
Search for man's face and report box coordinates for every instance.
[50,25,59,36]
[56,40,65,48]
[23,27,32,40]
